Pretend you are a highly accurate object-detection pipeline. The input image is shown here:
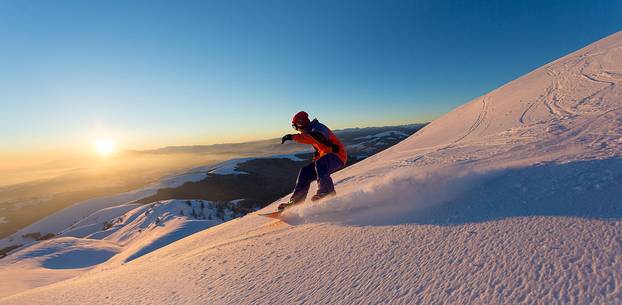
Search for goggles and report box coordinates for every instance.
[292,123,306,131]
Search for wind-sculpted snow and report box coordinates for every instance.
[3,31,622,304]
[0,199,231,298]
[0,237,122,298]
[2,238,121,269]
[124,219,220,262]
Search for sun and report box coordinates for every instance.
[95,139,117,156]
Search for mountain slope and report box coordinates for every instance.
[0,200,237,298]
[2,31,622,304]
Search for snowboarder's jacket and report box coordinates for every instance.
[292,119,347,164]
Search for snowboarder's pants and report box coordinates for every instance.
[291,153,344,203]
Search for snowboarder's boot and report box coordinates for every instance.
[311,191,336,202]
[278,199,301,211]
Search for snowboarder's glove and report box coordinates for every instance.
[281,134,293,144]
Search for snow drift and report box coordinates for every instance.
[0,199,234,297]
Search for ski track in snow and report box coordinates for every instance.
[454,96,489,143]
[3,31,622,305]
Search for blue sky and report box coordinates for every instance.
[1,0,621,155]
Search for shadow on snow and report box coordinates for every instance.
[407,158,622,226]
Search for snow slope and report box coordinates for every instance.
[0,200,235,298]
[3,31,622,304]
[0,169,213,251]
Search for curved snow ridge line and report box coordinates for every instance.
[533,71,572,120]
[573,76,615,111]
[549,73,576,118]
[59,204,142,238]
[0,237,122,269]
[453,96,489,143]
[519,100,537,124]
[534,106,622,159]
[541,68,566,118]
[581,71,615,85]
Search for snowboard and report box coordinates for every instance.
[258,201,303,218]
[258,192,337,219]
[258,210,284,219]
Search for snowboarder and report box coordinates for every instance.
[279,111,347,210]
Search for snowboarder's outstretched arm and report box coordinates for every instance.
[281,134,293,144]
[281,132,339,152]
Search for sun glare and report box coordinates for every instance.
[95,139,117,156]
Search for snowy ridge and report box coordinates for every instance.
[353,130,409,141]
[58,204,142,239]
[0,153,305,252]
[0,199,236,297]
[347,130,411,158]
[0,168,214,251]
[2,31,622,304]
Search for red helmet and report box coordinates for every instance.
[291,111,310,130]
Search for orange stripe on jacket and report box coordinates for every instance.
[292,131,347,164]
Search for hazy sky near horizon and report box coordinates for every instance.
[1,0,621,158]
